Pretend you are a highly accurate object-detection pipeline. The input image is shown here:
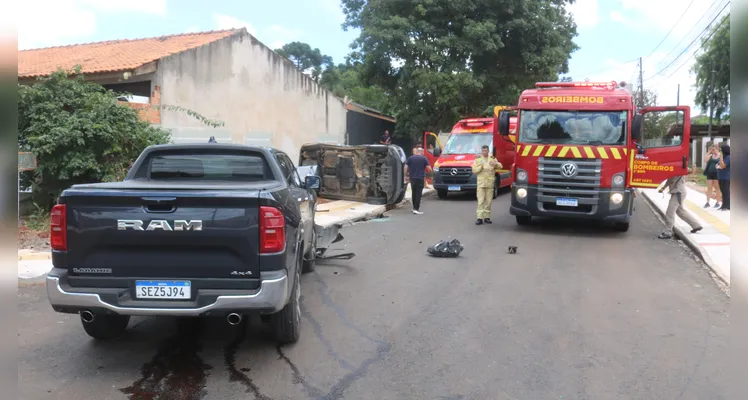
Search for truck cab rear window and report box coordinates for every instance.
[149,154,270,181]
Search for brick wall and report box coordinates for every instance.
[119,85,161,124]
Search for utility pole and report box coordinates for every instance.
[677,84,680,106]
[638,57,644,108]
[707,65,716,140]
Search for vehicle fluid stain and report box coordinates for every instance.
[120,318,211,400]
[223,321,272,400]
[322,341,392,400]
[275,345,325,398]
[300,300,356,371]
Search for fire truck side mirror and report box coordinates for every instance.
[498,111,511,136]
[631,114,642,142]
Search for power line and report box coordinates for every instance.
[660,13,729,81]
[643,0,698,60]
[571,57,639,81]
[648,0,725,69]
[644,1,729,80]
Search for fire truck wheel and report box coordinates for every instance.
[492,184,499,199]
[437,189,448,199]
[614,221,630,232]
[516,216,531,225]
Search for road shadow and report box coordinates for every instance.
[501,216,626,239]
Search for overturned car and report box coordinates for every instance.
[299,143,407,205]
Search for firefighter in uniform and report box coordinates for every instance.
[472,145,502,225]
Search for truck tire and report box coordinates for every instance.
[437,189,448,199]
[614,221,630,232]
[302,236,316,274]
[271,258,302,344]
[81,314,130,340]
[493,183,499,199]
[516,215,531,225]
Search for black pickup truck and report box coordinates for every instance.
[45,143,321,344]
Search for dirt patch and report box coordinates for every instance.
[18,224,50,252]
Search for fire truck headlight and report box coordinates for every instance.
[612,173,625,188]
[433,166,439,172]
[516,187,528,199]
[610,193,623,204]
[516,170,528,183]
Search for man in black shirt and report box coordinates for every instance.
[380,130,392,144]
[404,147,432,214]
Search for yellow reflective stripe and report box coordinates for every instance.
[598,147,609,159]
[521,145,532,156]
[611,148,621,159]
[583,147,595,158]
[623,148,628,155]
[532,145,545,157]
[557,146,570,157]
[545,145,558,157]
[570,147,582,158]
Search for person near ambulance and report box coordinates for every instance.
[472,145,502,225]
[657,172,703,239]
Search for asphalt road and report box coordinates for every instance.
[18,193,729,400]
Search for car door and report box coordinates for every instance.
[629,106,691,188]
[280,153,314,253]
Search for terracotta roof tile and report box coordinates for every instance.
[18,29,241,78]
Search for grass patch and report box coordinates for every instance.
[23,203,50,232]
[688,167,707,187]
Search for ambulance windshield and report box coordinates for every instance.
[443,134,492,155]
[519,111,627,145]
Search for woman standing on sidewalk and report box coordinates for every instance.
[703,145,722,208]
[716,143,730,211]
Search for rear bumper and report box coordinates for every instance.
[46,268,290,317]
[509,185,633,223]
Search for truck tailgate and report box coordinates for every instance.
[64,190,261,280]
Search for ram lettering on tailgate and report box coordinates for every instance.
[117,220,203,231]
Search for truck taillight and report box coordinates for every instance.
[50,204,67,251]
[260,206,285,253]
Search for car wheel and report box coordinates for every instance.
[81,313,130,340]
[437,189,448,199]
[302,236,316,274]
[271,256,302,345]
[516,215,531,225]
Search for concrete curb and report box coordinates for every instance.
[638,189,728,286]
[18,251,50,261]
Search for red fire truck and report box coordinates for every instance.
[497,81,691,231]
[424,107,518,199]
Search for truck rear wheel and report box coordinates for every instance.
[516,215,531,225]
[437,189,448,199]
[81,313,130,340]
[493,183,499,199]
[271,258,302,344]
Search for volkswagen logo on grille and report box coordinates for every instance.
[450,168,458,176]
[560,162,578,179]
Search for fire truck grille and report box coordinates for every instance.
[439,167,473,184]
[537,157,602,213]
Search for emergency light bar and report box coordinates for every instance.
[462,119,491,127]
[535,81,619,89]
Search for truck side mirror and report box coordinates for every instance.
[498,111,510,136]
[631,114,642,142]
[305,175,321,189]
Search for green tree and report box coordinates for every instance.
[18,68,172,209]
[275,42,333,81]
[320,60,394,114]
[341,0,579,138]
[691,14,730,119]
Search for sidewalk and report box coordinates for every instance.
[639,186,730,285]
[18,186,436,280]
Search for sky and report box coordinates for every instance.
[13,0,730,114]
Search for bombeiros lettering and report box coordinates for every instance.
[117,220,203,231]
[541,96,604,104]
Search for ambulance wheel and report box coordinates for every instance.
[437,189,448,199]
[516,216,531,225]
[614,221,630,232]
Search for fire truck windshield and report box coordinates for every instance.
[519,110,627,145]
[442,133,492,154]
